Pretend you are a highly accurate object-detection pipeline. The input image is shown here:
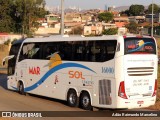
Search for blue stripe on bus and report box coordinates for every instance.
[11,63,96,92]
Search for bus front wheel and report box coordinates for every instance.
[18,82,25,95]
[80,92,92,110]
[67,89,79,107]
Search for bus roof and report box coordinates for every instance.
[23,35,121,43]
[20,35,153,43]
[12,39,25,45]
[123,35,153,39]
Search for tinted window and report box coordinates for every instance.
[125,38,156,54]
[42,40,117,62]
[60,41,73,60]
[8,43,21,75]
[71,40,117,62]
[43,42,62,59]
[93,40,117,62]
[72,41,91,61]
[19,43,42,61]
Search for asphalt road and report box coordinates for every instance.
[0,74,159,120]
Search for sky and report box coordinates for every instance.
[45,0,160,9]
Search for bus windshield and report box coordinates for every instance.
[124,38,156,54]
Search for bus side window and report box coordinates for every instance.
[19,50,26,61]
[72,41,85,61]
[19,43,28,61]
[94,40,117,62]
[43,43,60,60]
[28,43,42,59]
[19,43,41,61]
[71,41,92,61]
[105,41,117,61]
[60,42,72,60]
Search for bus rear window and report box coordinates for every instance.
[124,38,156,54]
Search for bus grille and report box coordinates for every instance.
[127,67,154,76]
[99,79,112,105]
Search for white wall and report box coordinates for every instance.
[84,26,91,35]
[35,28,60,35]
[0,34,22,44]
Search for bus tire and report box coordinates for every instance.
[18,82,25,95]
[67,89,79,107]
[80,92,92,110]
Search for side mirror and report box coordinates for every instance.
[2,60,6,66]
[2,58,6,66]
[2,60,5,66]
[2,55,15,66]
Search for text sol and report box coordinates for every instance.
[69,71,85,80]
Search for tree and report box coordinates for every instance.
[98,12,113,23]
[4,39,11,46]
[125,22,138,34]
[12,0,48,36]
[0,0,15,32]
[0,0,48,36]
[148,4,159,14]
[102,28,118,35]
[129,4,145,16]
[69,26,83,35]
[120,10,129,16]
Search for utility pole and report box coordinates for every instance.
[61,0,64,35]
[151,0,154,37]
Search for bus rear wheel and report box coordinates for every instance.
[67,90,79,107]
[80,92,92,110]
[18,82,25,95]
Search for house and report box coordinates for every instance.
[81,14,92,23]
[35,14,61,35]
[145,14,160,23]
[35,23,60,35]
[83,22,103,35]
[37,18,47,24]
[114,17,129,23]
[111,11,120,17]
[102,23,117,29]
[64,13,82,22]
[128,16,145,24]
[64,22,83,34]
[45,14,60,26]
[113,17,129,28]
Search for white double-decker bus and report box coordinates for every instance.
[5,35,158,110]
